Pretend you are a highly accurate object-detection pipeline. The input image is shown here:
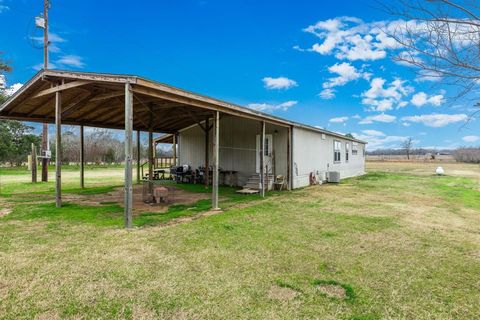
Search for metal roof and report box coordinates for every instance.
[0,69,367,144]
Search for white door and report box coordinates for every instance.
[256,134,273,173]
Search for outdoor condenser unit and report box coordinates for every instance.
[328,171,340,183]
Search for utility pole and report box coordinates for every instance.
[41,0,50,181]
[43,0,49,70]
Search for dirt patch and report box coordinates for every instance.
[268,285,300,301]
[316,284,347,299]
[0,208,12,217]
[65,185,210,214]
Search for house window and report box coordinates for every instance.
[264,137,269,156]
[345,142,350,162]
[334,140,341,162]
[321,133,326,140]
[352,142,358,155]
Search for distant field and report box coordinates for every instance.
[0,162,479,319]
[367,154,455,162]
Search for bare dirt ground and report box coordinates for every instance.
[64,184,211,213]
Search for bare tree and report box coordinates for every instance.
[384,0,480,118]
[454,147,480,163]
[402,137,414,160]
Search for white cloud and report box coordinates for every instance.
[247,100,298,113]
[319,88,335,99]
[30,32,86,70]
[361,77,413,112]
[462,135,480,143]
[0,0,8,13]
[323,62,362,88]
[359,113,396,124]
[5,83,23,96]
[303,17,402,62]
[401,113,468,127]
[56,55,85,68]
[30,32,66,45]
[362,129,385,136]
[262,77,297,90]
[320,62,371,99]
[33,62,60,71]
[353,131,407,150]
[410,92,445,107]
[352,114,361,119]
[329,116,349,123]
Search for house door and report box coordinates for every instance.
[256,134,273,173]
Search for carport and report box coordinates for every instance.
[0,70,293,228]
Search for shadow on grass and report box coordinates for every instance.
[1,184,263,228]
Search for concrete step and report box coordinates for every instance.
[246,175,274,181]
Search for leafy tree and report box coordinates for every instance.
[0,52,11,73]
[0,120,41,166]
[0,90,7,104]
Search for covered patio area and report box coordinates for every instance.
[0,70,293,228]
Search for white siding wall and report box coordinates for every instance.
[292,127,365,188]
[178,116,288,187]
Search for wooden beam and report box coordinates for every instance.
[31,143,37,183]
[80,125,85,189]
[260,121,265,198]
[137,130,141,184]
[33,80,89,98]
[124,82,134,228]
[212,111,220,210]
[204,116,209,189]
[172,134,177,166]
[24,95,55,116]
[148,129,154,196]
[134,96,163,125]
[89,91,124,102]
[55,90,62,208]
[61,92,95,117]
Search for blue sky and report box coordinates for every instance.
[0,0,478,149]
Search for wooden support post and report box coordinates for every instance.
[41,123,48,182]
[204,116,209,188]
[260,121,265,197]
[148,129,154,195]
[80,125,85,189]
[153,141,157,161]
[124,82,133,228]
[55,90,62,208]
[31,143,37,183]
[136,130,141,183]
[212,111,220,210]
[287,126,291,190]
[172,134,177,166]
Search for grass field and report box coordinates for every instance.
[0,162,479,319]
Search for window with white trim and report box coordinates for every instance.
[345,142,350,162]
[334,140,341,162]
[352,142,358,155]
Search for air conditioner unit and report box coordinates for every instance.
[327,171,340,183]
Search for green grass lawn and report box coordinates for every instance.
[0,163,479,319]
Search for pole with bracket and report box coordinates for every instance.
[124,82,134,228]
